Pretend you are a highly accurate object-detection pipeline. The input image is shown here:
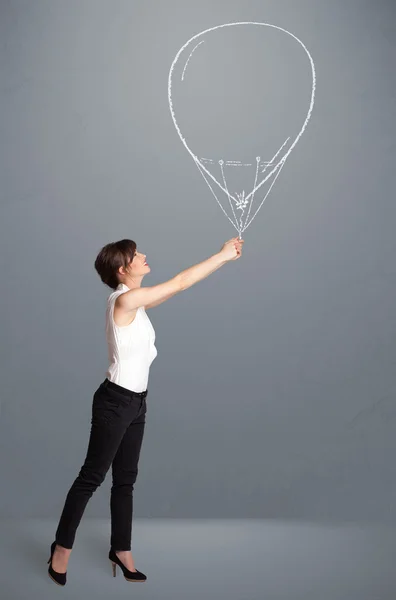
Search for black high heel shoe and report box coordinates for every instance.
[108,547,147,582]
[47,541,67,586]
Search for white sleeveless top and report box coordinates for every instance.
[105,283,158,392]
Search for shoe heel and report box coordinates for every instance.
[111,561,116,577]
[47,541,67,586]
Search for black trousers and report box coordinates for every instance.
[54,378,147,551]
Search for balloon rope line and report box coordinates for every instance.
[219,160,240,232]
[243,136,291,204]
[243,156,260,231]
[261,137,290,173]
[242,159,286,233]
[194,157,241,234]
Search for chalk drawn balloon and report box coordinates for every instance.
[168,22,316,238]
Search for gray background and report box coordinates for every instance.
[1,0,396,525]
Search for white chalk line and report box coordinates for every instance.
[243,157,260,230]
[242,158,287,232]
[220,160,240,230]
[195,136,289,209]
[181,40,205,81]
[195,153,282,234]
[261,137,290,173]
[194,157,241,231]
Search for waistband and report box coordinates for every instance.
[102,378,147,398]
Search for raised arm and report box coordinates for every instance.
[117,237,243,312]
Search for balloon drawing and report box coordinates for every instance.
[168,22,316,239]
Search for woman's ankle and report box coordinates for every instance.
[56,544,71,554]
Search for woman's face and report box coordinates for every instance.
[130,248,150,273]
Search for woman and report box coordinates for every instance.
[47,235,244,586]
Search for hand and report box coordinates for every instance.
[219,236,245,262]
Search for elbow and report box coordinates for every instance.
[177,273,186,292]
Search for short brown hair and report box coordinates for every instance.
[94,239,137,290]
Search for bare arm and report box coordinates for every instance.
[117,252,228,312]
[144,288,180,309]
[179,252,227,291]
[116,275,183,312]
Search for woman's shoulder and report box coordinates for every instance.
[107,289,124,305]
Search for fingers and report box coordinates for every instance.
[231,236,244,260]
[234,239,243,259]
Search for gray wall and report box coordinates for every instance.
[1,0,396,522]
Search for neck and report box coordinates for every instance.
[118,278,143,290]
